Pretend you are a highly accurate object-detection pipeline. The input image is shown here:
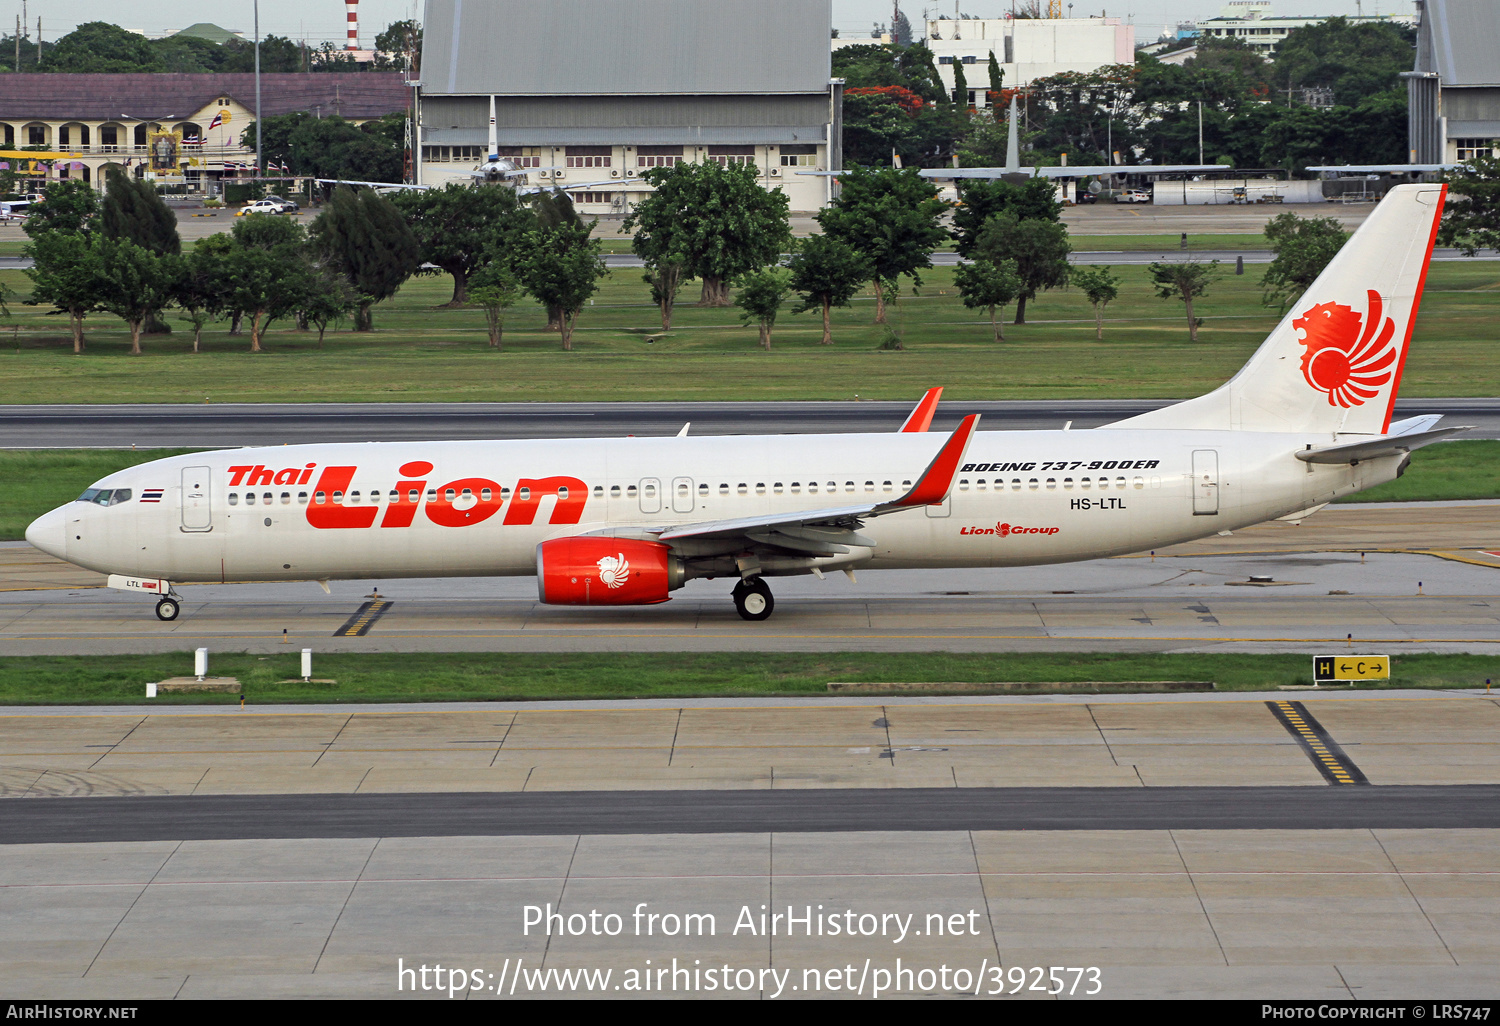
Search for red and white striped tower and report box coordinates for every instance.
[344,0,359,50]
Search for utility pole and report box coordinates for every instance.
[1197,100,1203,164]
[254,0,263,186]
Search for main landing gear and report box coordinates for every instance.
[154,597,181,621]
[732,577,774,621]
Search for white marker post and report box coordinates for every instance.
[194,647,208,681]
[302,649,312,682]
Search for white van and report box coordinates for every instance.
[0,200,29,222]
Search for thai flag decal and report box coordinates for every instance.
[140,488,164,503]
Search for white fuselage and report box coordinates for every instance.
[34,428,1401,585]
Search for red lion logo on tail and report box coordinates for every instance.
[1293,290,1397,408]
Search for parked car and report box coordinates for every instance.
[263,195,300,212]
[1115,188,1152,204]
[237,198,288,216]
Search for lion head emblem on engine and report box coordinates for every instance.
[596,553,630,588]
[1293,289,1398,408]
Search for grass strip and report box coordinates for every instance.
[0,259,1494,403]
[0,651,1492,705]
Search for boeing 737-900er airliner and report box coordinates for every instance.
[26,184,1465,622]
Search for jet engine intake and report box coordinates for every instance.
[536,537,684,605]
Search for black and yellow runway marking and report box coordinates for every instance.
[335,599,392,638]
[1267,700,1369,785]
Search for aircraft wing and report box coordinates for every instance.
[648,415,979,552]
[1306,164,1464,174]
[919,164,1228,179]
[316,178,430,191]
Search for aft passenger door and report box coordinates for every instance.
[1192,450,1219,516]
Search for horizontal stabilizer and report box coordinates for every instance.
[1294,426,1469,464]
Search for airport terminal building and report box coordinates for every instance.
[417,0,838,213]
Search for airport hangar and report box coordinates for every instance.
[415,0,840,215]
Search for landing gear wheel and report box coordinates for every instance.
[155,597,180,622]
[732,578,774,621]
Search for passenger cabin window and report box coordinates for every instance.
[610,485,621,497]
[756,483,766,494]
[593,486,604,498]
[229,493,239,506]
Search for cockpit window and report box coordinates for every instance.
[76,488,132,506]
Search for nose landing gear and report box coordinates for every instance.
[732,577,774,621]
[154,597,180,621]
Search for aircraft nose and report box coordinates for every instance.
[25,506,67,560]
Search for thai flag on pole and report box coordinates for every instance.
[208,111,225,130]
[140,488,164,504]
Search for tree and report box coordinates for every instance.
[1439,154,1500,257]
[308,186,421,330]
[643,263,685,331]
[467,261,521,349]
[24,232,103,353]
[950,177,1061,257]
[101,166,179,335]
[1149,259,1221,343]
[816,166,948,323]
[220,34,302,73]
[172,242,232,353]
[24,181,99,239]
[987,52,1004,100]
[221,213,315,352]
[1272,17,1416,108]
[392,184,534,305]
[101,166,180,256]
[244,114,404,184]
[971,211,1072,324]
[954,259,1021,342]
[1071,265,1121,341]
[93,239,180,355]
[375,20,422,74]
[734,267,793,350]
[788,236,874,346]
[514,221,606,351]
[527,191,591,330]
[622,160,792,306]
[39,22,162,73]
[1259,212,1349,309]
[952,59,969,108]
[299,265,358,347]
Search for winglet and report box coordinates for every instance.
[891,414,980,507]
[899,387,944,433]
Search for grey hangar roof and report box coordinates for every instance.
[420,0,832,97]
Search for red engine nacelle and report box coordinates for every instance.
[536,537,685,606]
